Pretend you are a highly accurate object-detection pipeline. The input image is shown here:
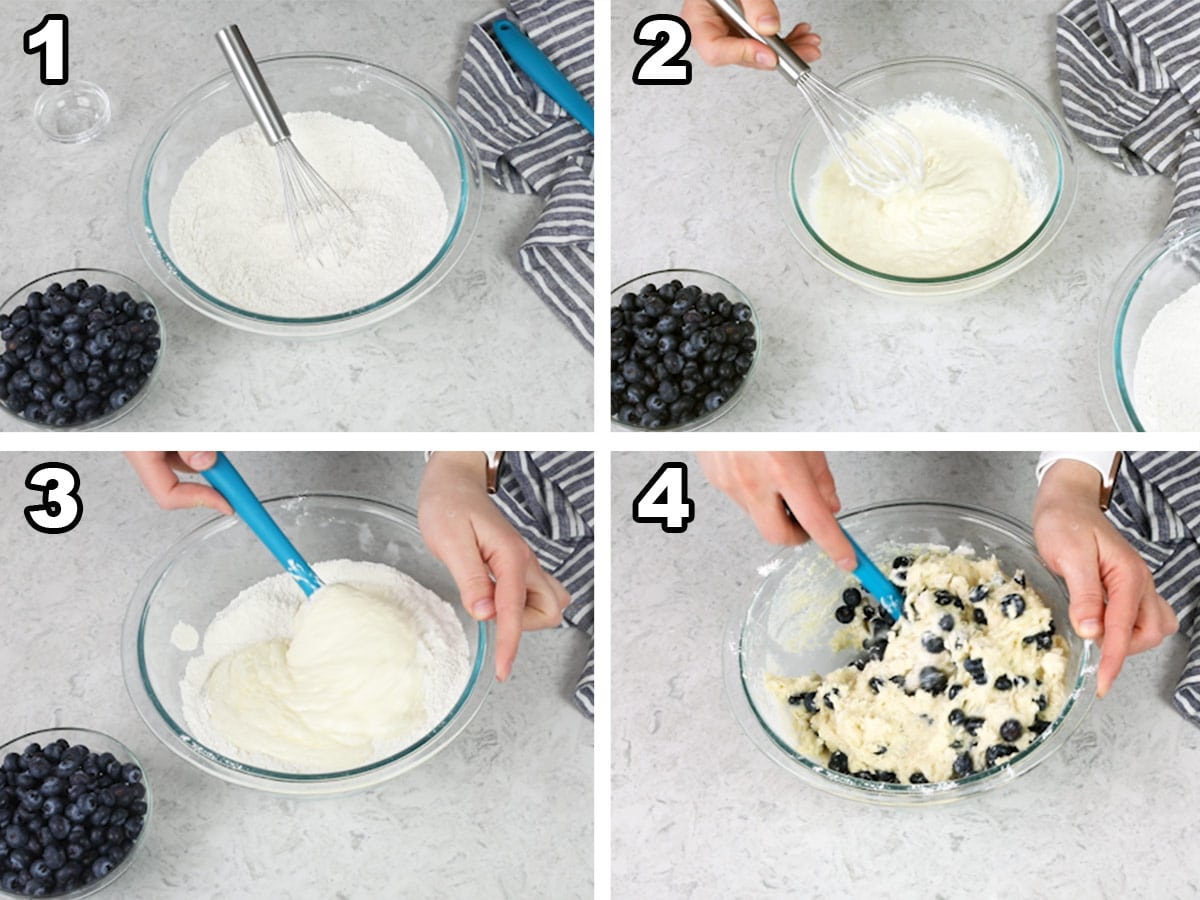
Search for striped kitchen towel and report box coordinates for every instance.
[1056,0,1200,226]
[492,451,595,718]
[456,0,595,349]
[1106,451,1200,727]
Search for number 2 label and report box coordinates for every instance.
[24,14,69,86]
[633,462,695,533]
[632,15,692,85]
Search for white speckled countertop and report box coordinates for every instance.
[612,451,1200,898]
[611,0,1174,431]
[0,452,592,899]
[0,1,592,432]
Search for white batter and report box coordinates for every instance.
[168,110,449,319]
[811,103,1041,277]
[179,559,470,773]
[1132,281,1200,430]
[768,550,1069,784]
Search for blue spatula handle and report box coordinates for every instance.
[201,453,322,597]
[493,18,594,134]
[841,527,904,621]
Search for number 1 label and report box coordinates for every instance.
[24,14,69,86]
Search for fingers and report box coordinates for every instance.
[522,567,570,632]
[125,452,231,514]
[486,538,534,682]
[782,23,822,63]
[739,0,781,35]
[429,526,498,624]
[1127,591,1176,656]
[1053,549,1107,642]
[778,455,853,569]
[177,451,218,473]
[1094,562,1142,697]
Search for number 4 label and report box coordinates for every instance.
[633,462,695,533]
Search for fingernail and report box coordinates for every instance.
[1077,618,1101,638]
[471,598,495,619]
[756,14,780,32]
[754,49,774,68]
[190,451,217,469]
[836,556,856,571]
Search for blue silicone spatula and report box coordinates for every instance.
[201,452,323,597]
[492,18,594,134]
[840,526,904,621]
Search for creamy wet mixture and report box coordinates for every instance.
[768,550,1069,784]
[811,102,1042,277]
[179,559,469,773]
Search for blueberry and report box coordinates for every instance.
[892,555,912,569]
[5,823,27,848]
[1029,717,1051,735]
[46,817,68,842]
[934,589,957,606]
[909,771,928,785]
[703,391,725,412]
[963,715,986,736]
[1000,593,1026,619]
[921,633,945,653]
[972,607,988,627]
[985,744,1018,768]
[918,666,947,695]
[952,751,975,777]
[834,605,855,624]
[827,751,849,774]
[787,691,819,713]
[842,587,862,608]
[948,708,965,726]
[938,614,955,632]
[999,719,1023,742]
[91,856,114,879]
[963,657,987,684]
[993,675,1013,691]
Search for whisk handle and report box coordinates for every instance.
[706,0,812,83]
[216,24,291,145]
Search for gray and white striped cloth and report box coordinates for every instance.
[492,451,595,718]
[1106,451,1200,727]
[456,0,595,348]
[1056,0,1200,227]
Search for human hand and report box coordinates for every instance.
[418,452,570,682]
[124,451,231,515]
[1033,459,1178,697]
[698,451,854,568]
[681,0,821,69]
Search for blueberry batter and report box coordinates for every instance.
[768,551,1069,784]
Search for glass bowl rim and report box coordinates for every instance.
[129,51,481,329]
[610,267,762,432]
[0,267,164,432]
[121,491,493,787]
[779,55,1075,286]
[724,498,1099,803]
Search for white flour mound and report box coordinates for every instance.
[168,111,449,318]
[179,559,470,773]
[1133,282,1200,430]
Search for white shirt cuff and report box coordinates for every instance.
[1036,451,1120,487]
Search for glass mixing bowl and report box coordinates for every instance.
[1101,215,1200,431]
[121,494,492,795]
[724,501,1098,805]
[0,727,152,898]
[777,57,1077,297]
[129,54,482,338]
[0,268,164,431]
[611,268,761,431]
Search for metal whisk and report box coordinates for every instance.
[708,0,924,195]
[216,25,357,263]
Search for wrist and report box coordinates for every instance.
[427,451,489,489]
[1038,459,1105,509]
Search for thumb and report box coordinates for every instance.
[430,534,497,622]
[1055,552,1106,641]
[179,451,218,471]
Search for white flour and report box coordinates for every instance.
[1134,282,1200,429]
[168,111,449,319]
[179,559,470,774]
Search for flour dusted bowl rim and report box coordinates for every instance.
[776,56,1077,297]
[723,500,1098,805]
[121,492,493,795]
[1101,215,1200,431]
[129,53,482,339]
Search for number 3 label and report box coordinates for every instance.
[633,462,695,533]
[25,463,83,534]
[633,15,692,85]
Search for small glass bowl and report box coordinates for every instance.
[1101,216,1200,431]
[129,53,482,339]
[122,493,493,795]
[777,57,1077,297]
[0,727,152,898]
[0,269,164,431]
[35,82,111,143]
[611,268,761,431]
[724,500,1098,805]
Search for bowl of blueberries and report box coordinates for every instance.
[611,269,760,431]
[0,728,150,898]
[0,270,163,430]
